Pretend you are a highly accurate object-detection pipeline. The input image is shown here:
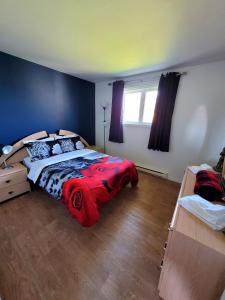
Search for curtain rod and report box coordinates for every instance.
[108,72,187,86]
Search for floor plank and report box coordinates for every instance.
[0,172,179,300]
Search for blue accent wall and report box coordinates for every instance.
[0,51,95,145]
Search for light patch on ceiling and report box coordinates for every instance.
[0,0,225,81]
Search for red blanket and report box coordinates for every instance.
[61,157,138,226]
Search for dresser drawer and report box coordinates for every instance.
[0,170,27,188]
[0,182,30,203]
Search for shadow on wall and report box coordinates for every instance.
[184,104,208,161]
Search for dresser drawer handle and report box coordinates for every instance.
[163,242,168,250]
[5,180,11,184]
[160,259,164,269]
[8,191,14,195]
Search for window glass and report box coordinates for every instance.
[142,91,157,123]
[123,92,141,123]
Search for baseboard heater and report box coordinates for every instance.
[136,165,168,178]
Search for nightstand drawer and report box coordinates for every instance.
[0,182,30,203]
[0,170,27,188]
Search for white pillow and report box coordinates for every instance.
[23,137,54,144]
[53,134,76,140]
[51,143,63,155]
[76,140,85,150]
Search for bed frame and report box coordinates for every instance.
[0,130,89,167]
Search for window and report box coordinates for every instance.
[123,90,157,125]
[123,92,142,123]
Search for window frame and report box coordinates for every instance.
[122,89,157,127]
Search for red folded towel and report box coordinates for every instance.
[194,170,223,201]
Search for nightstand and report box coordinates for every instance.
[0,163,30,203]
[87,145,104,153]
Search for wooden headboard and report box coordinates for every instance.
[0,130,89,167]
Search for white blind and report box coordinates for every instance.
[124,75,160,93]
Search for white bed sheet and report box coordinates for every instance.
[23,156,32,169]
[26,149,96,183]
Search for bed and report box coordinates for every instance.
[1,130,138,226]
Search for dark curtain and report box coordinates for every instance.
[148,72,181,152]
[109,80,125,143]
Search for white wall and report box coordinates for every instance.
[95,60,225,182]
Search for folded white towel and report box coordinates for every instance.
[189,164,212,174]
[178,195,225,231]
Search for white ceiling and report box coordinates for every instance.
[0,0,225,82]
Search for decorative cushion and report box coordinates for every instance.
[58,136,85,153]
[26,141,51,161]
[76,140,85,150]
[59,138,75,153]
[50,142,63,155]
[25,140,63,161]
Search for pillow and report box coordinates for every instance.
[25,140,63,161]
[48,140,63,156]
[58,136,85,153]
[25,141,51,161]
[54,134,76,140]
[75,140,85,150]
[23,137,54,144]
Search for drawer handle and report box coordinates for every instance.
[160,259,164,269]
[5,180,11,184]
[163,242,168,250]
[8,191,14,195]
[168,223,173,231]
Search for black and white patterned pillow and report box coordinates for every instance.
[26,141,51,161]
[58,136,85,153]
[59,138,75,153]
[25,140,63,161]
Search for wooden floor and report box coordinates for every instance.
[0,172,179,300]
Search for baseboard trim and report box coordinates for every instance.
[136,165,168,179]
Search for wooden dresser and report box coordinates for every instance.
[158,167,225,300]
[0,163,30,203]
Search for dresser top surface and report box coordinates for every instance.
[172,167,225,256]
[0,163,26,177]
